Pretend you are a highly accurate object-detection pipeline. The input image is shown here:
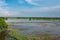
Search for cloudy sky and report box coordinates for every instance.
[0,0,60,17]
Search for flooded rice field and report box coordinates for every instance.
[6,19,60,37]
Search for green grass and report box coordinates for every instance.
[8,29,28,40]
[8,30,60,40]
[27,33,60,40]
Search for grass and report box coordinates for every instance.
[8,29,60,40]
[8,28,28,40]
[27,34,60,40]
[0,28,60,40]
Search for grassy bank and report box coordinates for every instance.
[27,34,60,40]
[8,28,60,40]
[0,18,27,40]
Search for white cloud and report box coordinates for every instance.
[8,9,21,17]
[0,0,10,16]
[18,0,41,6]
[25,0,46,6]
[18,0,25,4]
[25,0,39,6]
[0,0,60,17]
[0,0,7,7]
[19,5,60,17]
[0,0,19,17]
[20,5,60,13]
[24,0,60,6]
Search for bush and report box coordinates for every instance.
[0,18,8,31]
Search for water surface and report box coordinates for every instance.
[6,19,60,37]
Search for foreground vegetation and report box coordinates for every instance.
[0,17,60,40]
[0,18,8,31]
[27,34,60,40]
[0,18,28,40]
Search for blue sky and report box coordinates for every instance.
[0,0,60,17]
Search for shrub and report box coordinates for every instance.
[0,18,8,31]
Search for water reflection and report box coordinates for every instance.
[6,19,60,37]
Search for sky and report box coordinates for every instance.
[0,0,60,17]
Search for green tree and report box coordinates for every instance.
[0,18,8,31]
[0,18,8,40]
